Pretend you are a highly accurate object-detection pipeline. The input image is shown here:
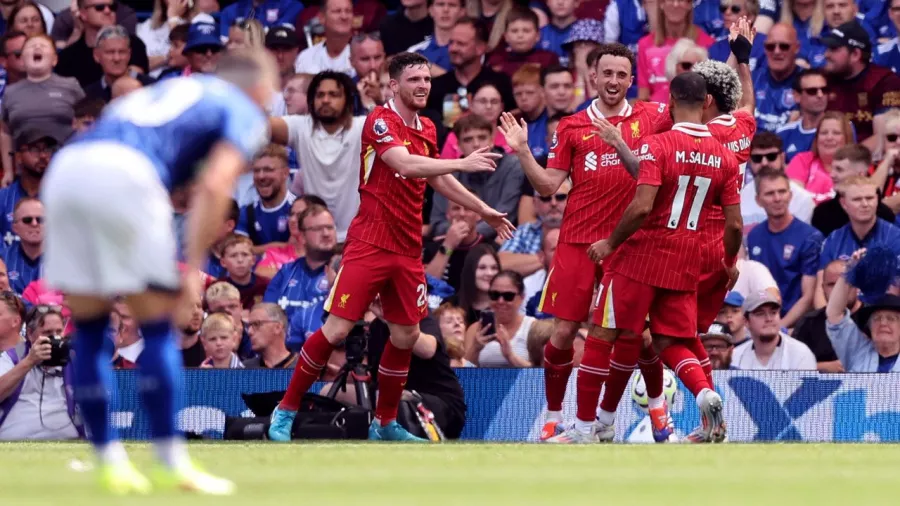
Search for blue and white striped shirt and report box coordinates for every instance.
[1,243,41,295]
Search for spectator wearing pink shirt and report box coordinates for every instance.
[255,195,329,279]
[636,0,714,103]
[441,81,513,159]
[786,112,854,204]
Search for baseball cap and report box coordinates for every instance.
[184,22,223,53]
[14,127,67,151]
[722,291,745,308]
[265,25,300,49]
[700,321,733,344]
[822,20,872,53]
[742,290,782,313]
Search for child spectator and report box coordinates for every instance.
[487,7,560,78]
[157,23,190,80]
[511,63,548,158]
[219,234,270,311]
[199,313,245,369]
[72,97,105,134]
[539,0,579,65]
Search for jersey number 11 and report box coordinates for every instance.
[667,175,711,231]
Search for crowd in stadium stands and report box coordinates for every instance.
[3,0,900,438]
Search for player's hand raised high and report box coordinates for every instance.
[481,208,516,241]
[459,146,501,173]
[497,112,529,153]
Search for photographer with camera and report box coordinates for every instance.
[365,298,467,440]
[0,301,83,440]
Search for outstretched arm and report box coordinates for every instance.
[497,112,569,196]
[730,17,756,115]
[428,174,516,240]
[382,146,500,179]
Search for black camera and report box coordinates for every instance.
[344,322,368,365]
[42,334,70,368]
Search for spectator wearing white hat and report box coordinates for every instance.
[825,249,900,372]
[732,290,817,370]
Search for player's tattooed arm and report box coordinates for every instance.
[591,117,639,179]
[722,203,744,290]
[497,112,568,196]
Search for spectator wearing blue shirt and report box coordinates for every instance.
[218,0,304,40]
[263,205,337,350]
[511,64,548,159]
[0,129,56,248]
[747,170,825,328]
[236,144,296,252]
[817,176,900,306]
[498,180,569,276]
[753,23,803,132]
[2,197,41,295]
[539,0,579,66]
[408,0,464,73]
[873,0,900,73]
[776,69,829,162]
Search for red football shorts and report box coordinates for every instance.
[538,242,602,322]
[593,271,697,338]
[324,240,427,326]
[696,268,730,332]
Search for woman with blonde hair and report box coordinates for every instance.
[786,111,855,204]
[636,0,714,102]
[227,18,265,51]
[664,38,708,81]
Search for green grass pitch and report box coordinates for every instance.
[2,442,900,505]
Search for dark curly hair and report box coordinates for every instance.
[306,70,357,123]
[587,42,635,73]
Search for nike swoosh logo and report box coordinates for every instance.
[582,134,595,140]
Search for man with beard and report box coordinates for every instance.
[176,289,207,368]
[498,42,673,443]
[700,322,735,370]
[823,20,900,144]
[273,71,365,242]
[732,290,816,370]
[263,204,338,350]
[235,144,295,252]
[268,52,513,442]
[0,129,56,246]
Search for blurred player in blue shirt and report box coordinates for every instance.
[874,0,900,73]
[747,170,824,327]
[41,50,276,494]
[2,197,42,295]
[236,144,296,249]
[263,205,337,349]
[753,23,803,132]
[817,176,900,302]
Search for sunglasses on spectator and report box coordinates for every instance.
[21,145,57,155]
[191,46,222,55]
[887,134,900,143]
[678,62,694,71]
[801,86,827,96]
[538,193,568,203]
[352,32,381,43]
[86,1,117,12]
[764,42,791,52]
[19,216,43,225]
[488,290,517,302]
[719,5,741,13]
[750,153,779,163]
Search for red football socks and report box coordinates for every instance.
[686,337,715,390]
[576,337,612,422]
[659,343,710,398]
[374,339,413,425]
[638,346,664,399]
[279,329,336,411]
[598,336,640,413]
[543,341,574,412]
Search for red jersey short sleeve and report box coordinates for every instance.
[707,111,755,166]
[636,138,663,187]
[347,104,434,256]
[546,117,574,172]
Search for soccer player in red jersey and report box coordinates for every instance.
[267,52,515,442]
[498,42,674,442]
[580,72,744,444]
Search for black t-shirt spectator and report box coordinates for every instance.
[379,12,434,56]
[426,67,515,127]
[84,72,156,103]
[811,194,896,237]
[367,314,466,438]
[56,35,150,90]
[792,308,839,363]
[181,336,206,368]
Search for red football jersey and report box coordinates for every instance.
[547,100,673,245]
[346,101,437,257]
[607,123,741,291]
[700,110,756,273]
